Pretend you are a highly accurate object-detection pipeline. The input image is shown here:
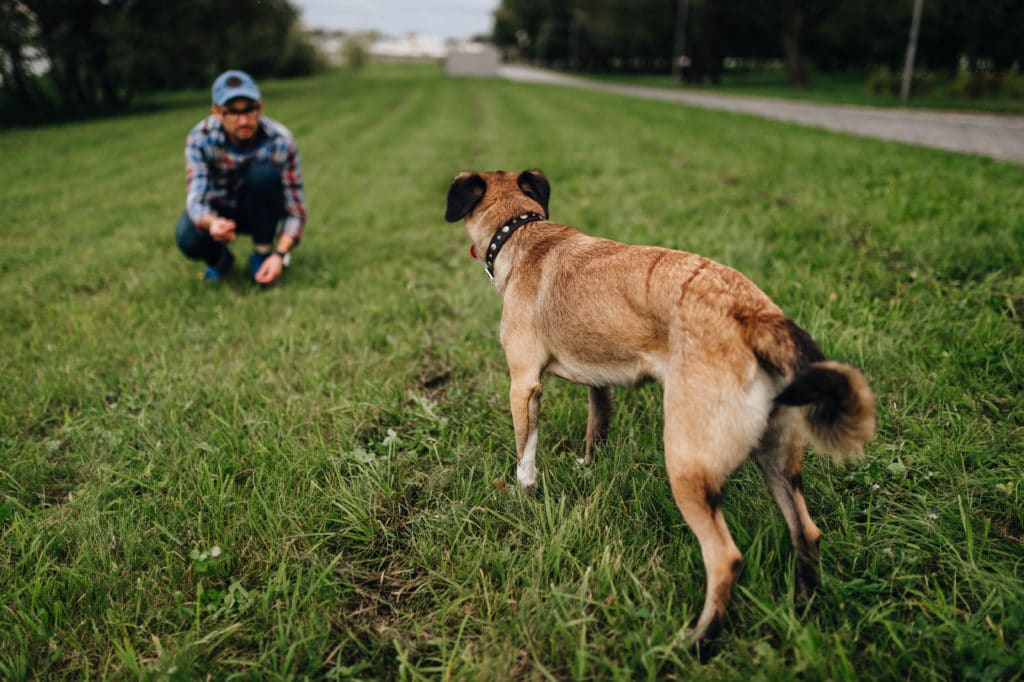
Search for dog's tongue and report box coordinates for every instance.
[469,243,477,259]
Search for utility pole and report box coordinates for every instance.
[900,0,924,102]
[671,0,690,82]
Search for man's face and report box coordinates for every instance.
[214,97,262,144]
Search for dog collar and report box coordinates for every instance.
[484,211,545,283]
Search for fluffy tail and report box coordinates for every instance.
[774,360,877,463]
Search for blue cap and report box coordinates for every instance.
[211,70,261,106]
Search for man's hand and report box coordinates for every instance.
[254,252,284,285]
[208,217,237,243]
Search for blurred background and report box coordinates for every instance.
[2,0,1022,124]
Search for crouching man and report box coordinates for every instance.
[176,69,307,286]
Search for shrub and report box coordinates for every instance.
[277,24,328,77]
[342,35,371,71]
[866,67,936,97]
[866,67,895,95]
[949,68,1024,99]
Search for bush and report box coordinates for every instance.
[866,67,936,97]
[950,69,1024,99]
[277,24,328,77]
[952,70,995,98]
[1004,71,1024,98]
[866,67,896,95]
[342,35,371,71]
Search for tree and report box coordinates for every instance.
[0,1,43,108]
[780,0,810,86]
[671,0,689,82]
[2,0,321,121]
[490,0,1024,85]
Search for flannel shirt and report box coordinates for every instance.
[185,115,307,240]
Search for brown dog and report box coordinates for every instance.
[445,169,876,651]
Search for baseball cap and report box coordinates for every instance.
[211,70,261,106]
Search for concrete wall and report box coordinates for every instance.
[445,44,500,77]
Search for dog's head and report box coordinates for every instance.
[445,169,550,226]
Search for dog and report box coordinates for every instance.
[445,169,876,652]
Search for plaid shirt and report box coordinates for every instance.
[185,115,307,240]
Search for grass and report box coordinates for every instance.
[584,68,1024,114]
[1,61,1023,679]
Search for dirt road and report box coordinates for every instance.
[498,65,1024,165]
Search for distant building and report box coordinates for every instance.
[371,34,449,62]
[445,43,500,77]
[304,28,348,66]
[302,28,499,71]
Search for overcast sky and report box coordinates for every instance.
[293,0,500,39]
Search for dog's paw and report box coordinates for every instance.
[516,464,538,489]
[673,617,723,663]
[517,483,539,498]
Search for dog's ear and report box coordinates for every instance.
[445,173,487,222]
[517,169,550,218]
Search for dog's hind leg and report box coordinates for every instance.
[581,386,612,465]
[662,376,757,656]
[666,466,742,656]
[662,355,775,657]
[753,415,822,598]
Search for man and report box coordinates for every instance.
[176,69,307,286]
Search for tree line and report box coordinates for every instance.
[492,0,1024,86]
[0,0,322,123]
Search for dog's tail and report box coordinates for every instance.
[774,360,877,464]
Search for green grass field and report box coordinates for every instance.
[2,62,1023,680]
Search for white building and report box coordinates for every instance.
[370,35,449,62]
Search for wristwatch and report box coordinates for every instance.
[273,249,290,266]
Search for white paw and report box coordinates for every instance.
[516,463,537,489]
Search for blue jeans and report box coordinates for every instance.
[176,162,285,266]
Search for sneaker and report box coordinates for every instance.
[250,251,279,288]
[203,249,234,281]
[249,251,268,280]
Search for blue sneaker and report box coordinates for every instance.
[250,251,282,288]
[249,251,268,280]
[203,249,234,281]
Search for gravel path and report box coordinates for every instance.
[498,65,1024,165]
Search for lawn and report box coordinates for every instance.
[1,62,1023,680]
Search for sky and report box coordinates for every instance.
[292,0,501,39]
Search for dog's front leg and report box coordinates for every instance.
[509,372,542,490]
[582,386,612,465]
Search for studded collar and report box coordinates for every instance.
[484,211,545,283]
